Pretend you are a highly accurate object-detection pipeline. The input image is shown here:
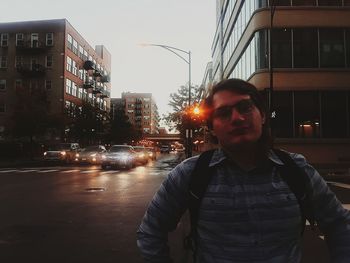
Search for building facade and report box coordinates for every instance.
[121,92,159,134]
[0,19,111,140]
[211,0,350,165]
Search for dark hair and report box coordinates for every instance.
[203,78,273,152]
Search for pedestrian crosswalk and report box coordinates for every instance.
[0,167,109,174]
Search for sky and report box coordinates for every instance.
[1,0,217,128]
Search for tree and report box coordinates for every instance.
[66,101,108,145]
[107,106,142,145]
[11,85,52,157]
[163,84,203,137]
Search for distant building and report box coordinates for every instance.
[210,1,350,165]
[121,92,159,134]
[0,19,111,140]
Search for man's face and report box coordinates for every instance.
[210,90,265,149]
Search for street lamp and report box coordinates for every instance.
[140,43,193,158]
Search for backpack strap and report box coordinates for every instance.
[184,149,215,256]
[273,149,315,234]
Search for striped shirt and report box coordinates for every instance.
[137,148,350,262]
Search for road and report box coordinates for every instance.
[0,153,349,263]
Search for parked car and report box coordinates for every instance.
[145,147,157,160]
[101,145,136,170]
[133,146,149,165]
[43,143,80,163]
[75,145,106,164]
[160,145,171,154]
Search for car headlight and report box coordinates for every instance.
[60,151,66,156]
[44,152,47,156]
[138,153,144,158]
[101,155,106,160]
[75,153,80,158]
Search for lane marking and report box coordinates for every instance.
[80,170,98,174]
[18,169,37,173]
[38,169,58,173]
[61,169,80,173]
[0,169,18,173]
[100,171,117,174]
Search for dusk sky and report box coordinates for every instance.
[1,0,216,127]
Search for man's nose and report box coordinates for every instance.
[230,108,245,121]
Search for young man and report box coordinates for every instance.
[137,78,350,262]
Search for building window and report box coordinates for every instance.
[46,55,53,68]
[46,33,53,46]
[1,33,8,47]
[45,80,52,90]
[15,56,23,68]
[0,56,7,69]
[272,28,292,68]
[346,29,350,67]
[0,103,5,113]
[15,79,22,91]
[66,78,72,94]
[294,91,320,138]
[292,0,316,5]
[273,91,294,138]
[0,79,6,90]
[273,0,290,6]
[321,91,347,138]
[293,29,318,68]
[79,45,84,59]
[67,34,73,50]
[72,39,78,55]
[16,33,24,46]
[66,56,72,72]
[72,60,78,75]
[318,0,342,5]
[31,33,39,48]
[319,29,345,68]
[255,30,268,69]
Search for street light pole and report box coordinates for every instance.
[141,43,193,158]
[268,0,277,126]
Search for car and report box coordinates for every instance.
[145,147,157,160]
[43,143,80,163]
[101,145,136,170]
[133,146,149,165]
[75,145,106,164]
[160,145,171,154]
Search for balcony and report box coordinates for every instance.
[83,60,96,71]
[93,68,103,77]
[83,80,95,89]
[17,64,46,77]
[92,86,102,94]
[99,89,110,99]
[16,41,49,52]
[100,74,110,83]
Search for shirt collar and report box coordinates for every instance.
[208,148,284,167]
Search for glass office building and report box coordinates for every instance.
[212,0,350,165]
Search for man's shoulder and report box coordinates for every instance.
[271,148,308,168]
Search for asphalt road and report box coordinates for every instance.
[0,153,349,263]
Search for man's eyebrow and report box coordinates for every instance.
[214,99,252,110]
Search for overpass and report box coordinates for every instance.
[144,133,182,144]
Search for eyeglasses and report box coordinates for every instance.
[212,99,255,121]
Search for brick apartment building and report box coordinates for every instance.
[0,19,111,141]
[121,92,159,135]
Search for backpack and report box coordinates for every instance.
[183,149,316,258]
